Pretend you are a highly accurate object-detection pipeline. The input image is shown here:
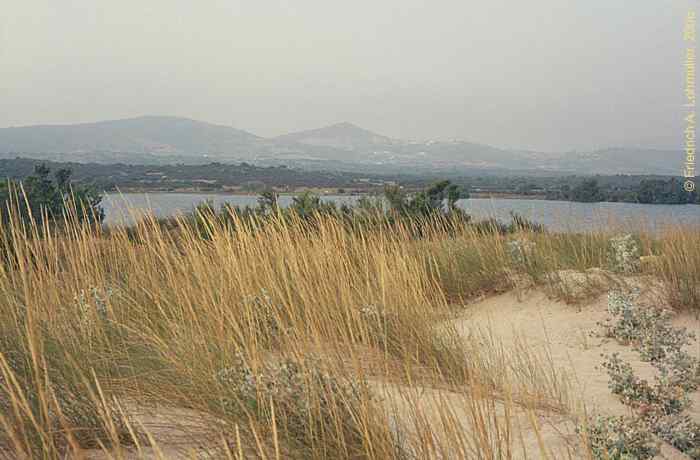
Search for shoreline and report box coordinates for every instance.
[102,189,699,206]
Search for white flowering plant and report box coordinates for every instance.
[215,353,369,453]
[73,286,114,345]
[607,234,641,274]
[507,238,536,268]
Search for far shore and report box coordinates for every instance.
[104,189,700,205]
[106,188,549,200]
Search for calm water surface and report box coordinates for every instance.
[102,193,700,233]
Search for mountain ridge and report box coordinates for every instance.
[0,116,680,175]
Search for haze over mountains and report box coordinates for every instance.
[0,116,680,176]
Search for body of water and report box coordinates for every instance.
[102,193,700,233]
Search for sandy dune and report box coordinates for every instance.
[83,283,700,459]
[454,288,700,421]
[375,282,700,459]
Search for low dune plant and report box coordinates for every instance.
[600,291,648,344]
[507,238,536,269]
[594,290,700,458]
[73,286,113,344]
[600,291,700,388]
[582,415,659,460]
[651,413,700,458]
[242,288,289,345]
[602,353,691,414]
[607,234,640,274]
[602,292,694,356]
[215,353,377,457]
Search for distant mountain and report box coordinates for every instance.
[0,116,261,159]
[274,122,394,150]
[0,116,681,176]
[554,147,681,175]
[270,122,532,170]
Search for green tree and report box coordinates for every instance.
[384,180,464,216]
[257,188,279,214]
[383,185,408,214]
[635,178,697,204]
[412,180,462,215]
[0,165,104,228]
[636,180,657,204]
[290,191,336,218]
[571,179,603,203]
[446,183,462,210]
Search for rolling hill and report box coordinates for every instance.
[0,116,261,159]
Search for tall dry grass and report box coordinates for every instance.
[654,226,700,312]
[0,202,696,458]
[419,223,620,305]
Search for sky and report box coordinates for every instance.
[1,0,696,151]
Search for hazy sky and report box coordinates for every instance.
[2,0,696,151]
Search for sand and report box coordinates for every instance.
[376,282,700,459]
[82,279,700,459]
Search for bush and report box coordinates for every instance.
[0,164,103,228]
[216,354,371,455]
[596,291,700,458]
[582,415,659,460]
[601,352,690,415]
[607,234,640,274]
[507,238,535,268]
[384,180,462,216]
[600,291,700,389]
[652,414,700,458]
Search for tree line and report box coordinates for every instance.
[1,163,695,238]
[546,178,699,204]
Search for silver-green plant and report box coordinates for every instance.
[601,353,690,415]
[595,291,700,458]
[73,286,113,343]
[651,413,700,459]
[242,288,286,342]
[74,286,112,318]
[506,238,535,268]
[601,291,700,389]
[608,234,640,273]
[215,353,369,453]
[582,415,659,460]
[600,291,646,343]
